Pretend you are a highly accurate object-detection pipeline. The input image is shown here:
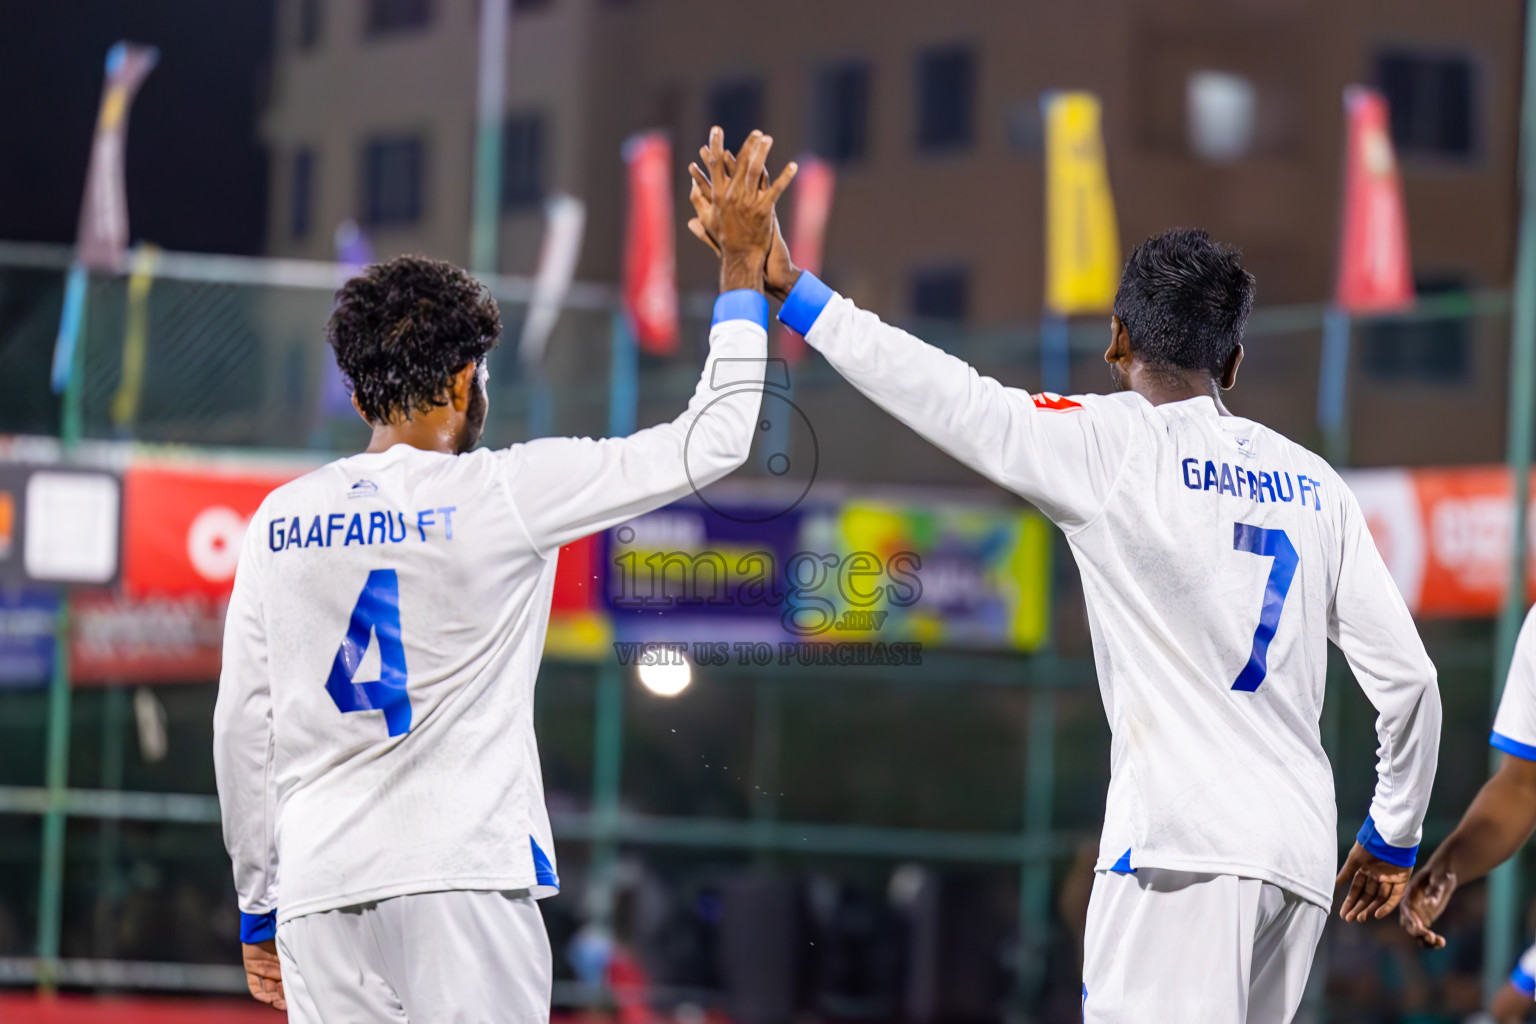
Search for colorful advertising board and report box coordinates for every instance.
[828,500,1053,651]
[597,498,1053,653]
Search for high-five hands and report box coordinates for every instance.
[694,127,798,295]
[1335,842,1412,925]
[1397,859,1457,949]
[688,127,802,301]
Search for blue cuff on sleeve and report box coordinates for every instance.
[712,290,769,332]
[777,272,834,337]
[1492,729,1536,762]
[240,909,277,944]
[1513,962,1536,996]
[1356,815,1418,868]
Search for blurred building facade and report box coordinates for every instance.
[261,0,1525,468]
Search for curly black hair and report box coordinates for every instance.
[1113,228,1255,376]
[327,255,502,423]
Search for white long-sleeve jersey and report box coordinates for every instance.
[778,273,1440,908]
[1492,606,1536,762]
[214,301,768,935]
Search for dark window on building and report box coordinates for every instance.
[1376,50,1476,159]
[709,78,764,152]
[502,114,545,210]
[297,0,322,50]
[362,136,423,227]
[911,267,969,322]
[290,148,315,239]
[916,47,975,152]
[812,62,871,163]
[1362,276,1471,384]
[366,0,432,37]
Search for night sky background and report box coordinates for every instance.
[0,1,273,255]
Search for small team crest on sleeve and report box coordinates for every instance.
[347,479,379,499]
[1032,392,1082,412]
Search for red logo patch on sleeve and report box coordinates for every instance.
[1032,392,1083,412]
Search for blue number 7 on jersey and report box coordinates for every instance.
[326,569,412,736]
[1231,524,1299,693]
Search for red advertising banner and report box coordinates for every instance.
[621,132,679,355]
[72,590,226,685]
[778,157,835,366]
[1346,466,1536,618]
[1334,86,1413,314]
[122,464,301,598]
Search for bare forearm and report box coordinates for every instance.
[721,252,764,294]
[1429,772,1536,883]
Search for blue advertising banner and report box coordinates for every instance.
[603,503,805,645]
[0,587,58,688]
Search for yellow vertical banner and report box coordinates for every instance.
[111,243,159,430]
[1044,92,1120,315]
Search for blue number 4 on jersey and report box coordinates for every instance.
[326,569,412,736]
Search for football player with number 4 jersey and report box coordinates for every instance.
[215,128,799,1023]
[685,164,1442,1024]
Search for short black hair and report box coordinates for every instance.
[327,255,501,423]
[1112,228,1255,376]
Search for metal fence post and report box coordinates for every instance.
[1317,308,1353,465]
[609,312,638,438]
[1485,0,1536,997]
[1018,683,1057,1006]
[37,270,90,988]
[588,663,625,929]
[470,0,509,275]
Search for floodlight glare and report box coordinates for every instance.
[637,658,691,697]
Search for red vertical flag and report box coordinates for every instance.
[622,132,679,355]
[778,157,836,365]
[1335,86,1413,313]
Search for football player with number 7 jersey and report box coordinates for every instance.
[213,123,798,1024]
[685,179,1442,1022]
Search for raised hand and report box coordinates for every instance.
[688,128,800,300]
[1335,842,1412,924]
[1398,861,1457,949]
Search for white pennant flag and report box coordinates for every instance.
[519,194,587,366]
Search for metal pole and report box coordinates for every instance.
[608,312,638,437]
[588,664,625,929]
[38,272,89,988]
[526,366,552,439]
[469,0,510,274]
[749,676,782,861]
[1486,0,1536,997]
[1040,315,1070,395]
[1018,685,1057,1007]
[36,596,73,989]
[759,377,795,478]
[93,686,128,964]
[1317,307,1353,465]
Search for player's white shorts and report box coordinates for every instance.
[276,888,551,1023]
[1082,867,1326,1024]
